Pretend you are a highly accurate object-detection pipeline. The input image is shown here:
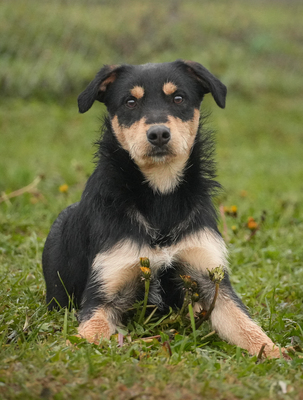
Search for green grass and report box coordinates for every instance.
[1,0,303,399]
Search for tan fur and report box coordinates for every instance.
[163,82,177,96]
[210,296,281,357]
[140,154,189,194]
[78,309,115,343]
[99,74,117,92]
[92,239,174,297]
[84,228,284,356]
[92,228,226,297]
[130,86,145,99]
[180,237,289,357]
[178,235,286,357]
[178,230,228,272]
[111,109,200,193]
[92,241,142,297]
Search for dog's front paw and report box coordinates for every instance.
[260,344,292,360]
[77,321,111,344]
[77,309,114,344]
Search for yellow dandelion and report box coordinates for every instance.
[59,184,69,193]
[140,266,151,279]
[230,205,238,214]
[223,205,238,217]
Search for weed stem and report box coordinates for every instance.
[138,278,150,325]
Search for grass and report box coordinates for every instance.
[1,0,303,99]
[1,0,303,399]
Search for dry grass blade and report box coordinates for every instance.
[0,175,42,203]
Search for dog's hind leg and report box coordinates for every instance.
[177,229,288,358]
[42,203,89,310]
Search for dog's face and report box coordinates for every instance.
[78,60,226,171]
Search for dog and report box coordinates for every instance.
[42,60,287,358]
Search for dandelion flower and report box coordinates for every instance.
[140,266,151,279]
[247,217,258,231]
[59,184,69,193]
[230,205,238,215]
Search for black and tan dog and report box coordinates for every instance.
[43,60,286,358]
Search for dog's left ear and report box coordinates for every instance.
[181,60,227,109]
[78,64,122,113]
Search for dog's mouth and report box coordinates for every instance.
[145,145,174,159]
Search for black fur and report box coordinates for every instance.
[43,60,248,330]
[43,119,220,305]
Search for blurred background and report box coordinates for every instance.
[2,0,302,100]
[1,0,303,221]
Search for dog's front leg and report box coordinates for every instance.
[178,230,287,358]
[77,241,143,343]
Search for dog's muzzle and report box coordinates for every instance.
[146,125,171,148]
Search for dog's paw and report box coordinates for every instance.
[77,325,111,344]
[261,344,292,360]
[77,309,113,344]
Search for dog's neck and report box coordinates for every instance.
[136,154,188,194]
[85,118,220,246]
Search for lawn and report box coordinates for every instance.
[1,1,303,399]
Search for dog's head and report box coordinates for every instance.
[78,60,226,190]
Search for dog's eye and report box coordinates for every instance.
[125,97,137,108]
[173,95,183,104]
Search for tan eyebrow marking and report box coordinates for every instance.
[163,82,178,96]
[130,86,145,99]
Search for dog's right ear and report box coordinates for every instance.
[180,60,227,109]
[78,65,121,113]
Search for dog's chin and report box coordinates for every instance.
[146,147,174,161]
[133,146,178,168]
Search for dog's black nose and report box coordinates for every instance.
[146,125,171,147]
